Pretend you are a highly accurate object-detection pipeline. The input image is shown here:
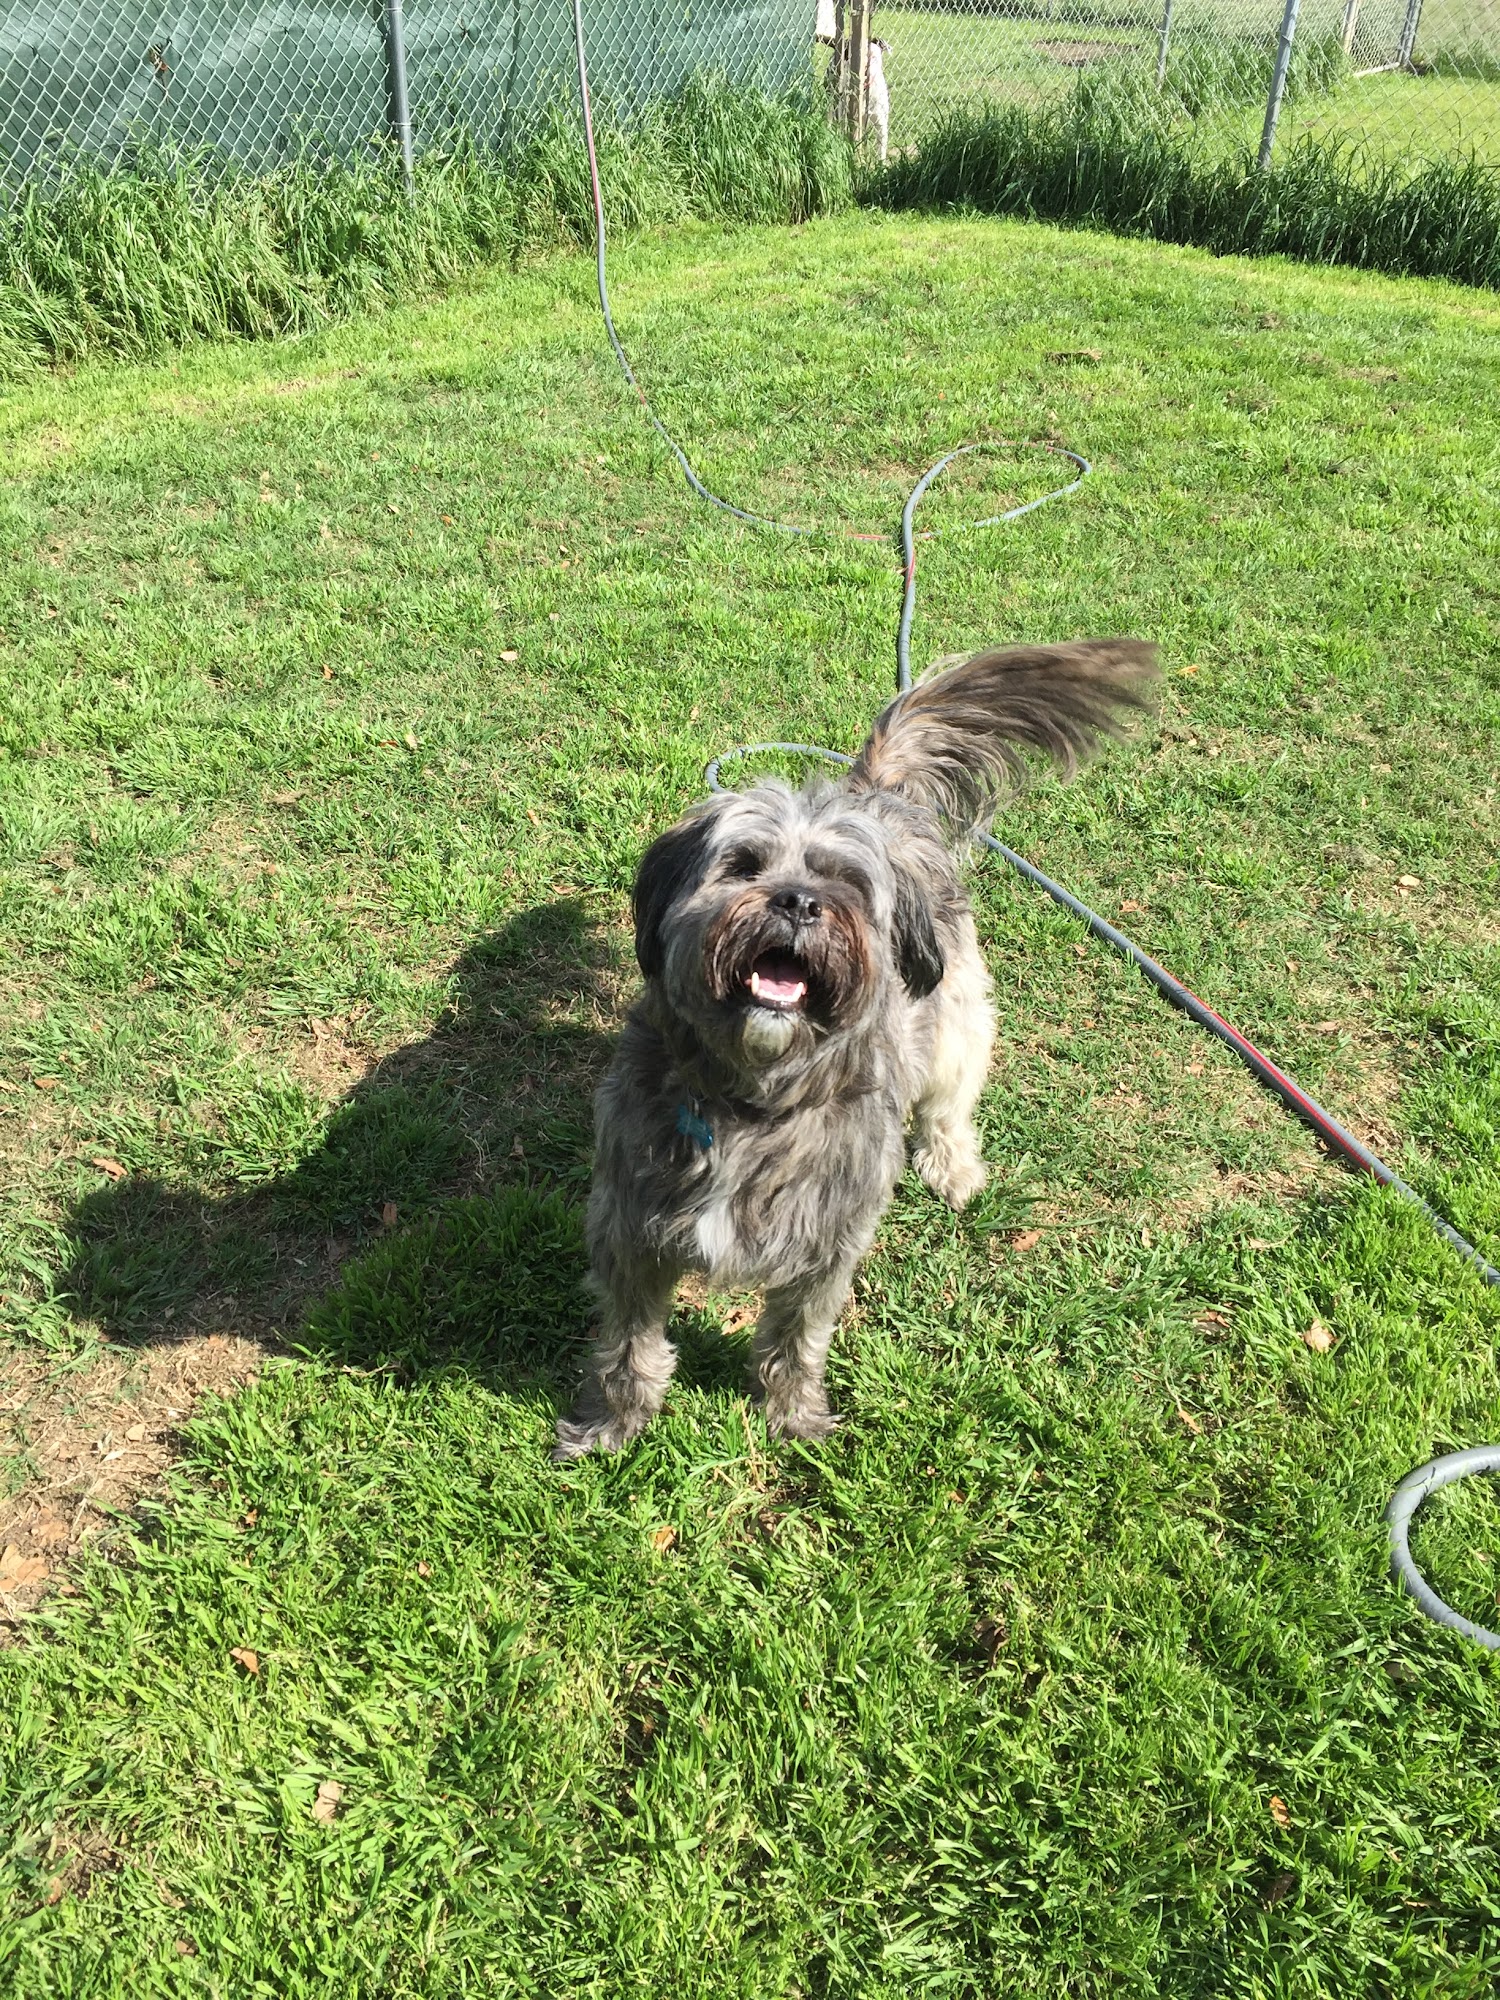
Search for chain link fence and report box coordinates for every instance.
[2,0,1496,186]
[0,0,811,181]
[860,0,1500,169]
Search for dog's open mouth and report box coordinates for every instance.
[745,950,808,1012]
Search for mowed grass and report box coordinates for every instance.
[2,212,1500,1994]
[1274,66,1500,165]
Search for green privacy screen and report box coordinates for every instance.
[0,0,815,178]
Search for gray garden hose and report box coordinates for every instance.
[1385,1448,1500,1651]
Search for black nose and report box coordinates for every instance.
[772,887,822,925]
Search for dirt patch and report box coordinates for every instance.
[27,1823,128,1909]
[259,374,358,399]
[0,1332,262,1637]
[280,1014,376,1098]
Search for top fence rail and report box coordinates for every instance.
[2,0,1497,185]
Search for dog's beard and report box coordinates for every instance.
[670,886,877,1075]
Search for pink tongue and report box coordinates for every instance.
[749,956,807,1006]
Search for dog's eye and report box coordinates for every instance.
[723,847,765,880]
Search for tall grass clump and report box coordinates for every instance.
[0,75,850,374]
[872,92,1500,290]
[1143,25,1350,118]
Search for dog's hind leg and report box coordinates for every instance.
[911,924,994,1209]
[553,1253,681,1460]
[752,1253,863,1441]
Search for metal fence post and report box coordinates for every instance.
[1396,0,1425,66]
[1258,0,1301,170]
[1155,0,1175,88]
[381,0,416,195]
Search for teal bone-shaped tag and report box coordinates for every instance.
[675,1100,714,1150]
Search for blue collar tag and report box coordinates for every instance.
[676,1101,714,1150]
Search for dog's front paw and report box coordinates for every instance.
[763,1401,842,1443]
[551,1406,648,1462]
[913,1137,988,1210]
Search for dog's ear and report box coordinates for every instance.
[891,859,944,998]
[848,639,1158,836]
[632,808,716,979]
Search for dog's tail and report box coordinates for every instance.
[846,639,1158,832]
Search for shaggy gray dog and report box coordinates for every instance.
[554,640,1157,1459]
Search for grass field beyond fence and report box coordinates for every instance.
[1,210,1498,1994]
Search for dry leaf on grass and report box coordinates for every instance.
[89,1156,127,1181]
[0,1546,49,1589]
[498,648,520,663]
[312,1780,344,1825]
[1302,1319,1335,1354]
[416,1561,432,1579]
[650,1525,678,1553]
[228,1646,260,1676]
[1176,1407,1203,1434]
[1269,1794,1292,1828]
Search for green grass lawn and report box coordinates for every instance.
[2,210,1500,1994]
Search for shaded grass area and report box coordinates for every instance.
[0,75,850,375]
[1,213,1499,1991]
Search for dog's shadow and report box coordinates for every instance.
[59,898,743,1404]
